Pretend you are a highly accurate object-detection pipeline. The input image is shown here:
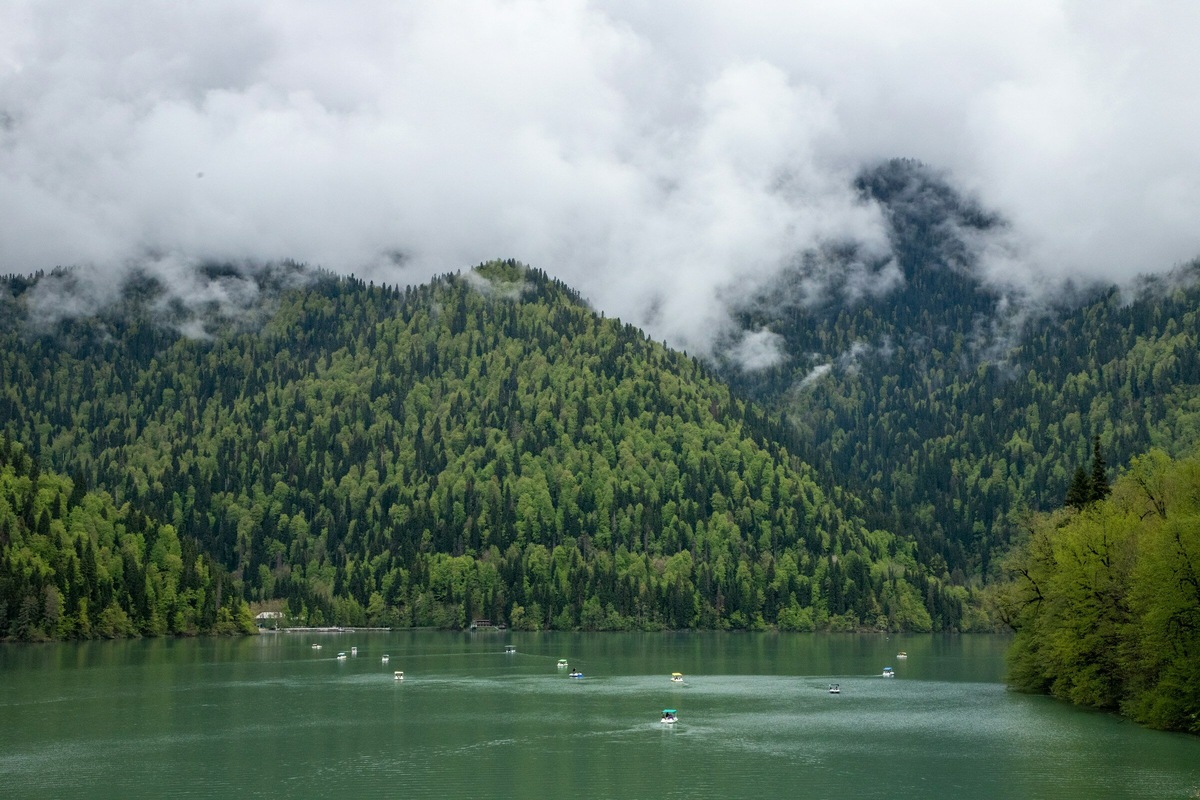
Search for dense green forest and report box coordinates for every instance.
[727,159,1200,584]
[1,260,966,639]
[0,437,257,639]
[3,161,1199,691]
[997,447,1200,733]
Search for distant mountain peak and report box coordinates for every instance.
[853,157,1005,283]
[719,158,1021,386]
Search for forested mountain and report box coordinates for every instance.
[1,260,962,639]
[725,159,1200,583]
[4,164,1199,645]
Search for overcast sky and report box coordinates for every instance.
[2,0,1198,355]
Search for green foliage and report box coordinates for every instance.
[997,447,1200,732]
[0,436,256,640]
[1,261,963,635]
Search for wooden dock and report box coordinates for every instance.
[282,626,393,633]
[469,619,507,631]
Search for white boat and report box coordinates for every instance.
[896,652,908,659]
[568,671,584,679]
[828,683,841,694]
[382,654,390,663]
[882,667,895,677]
[670,672,684,683]
[661,709,678,724]
[505,645,516,654]
[394,671,404,681]
[337,652,347,660]
[311,643,322,650]
[351,646,358,656]
[557,659,569,668]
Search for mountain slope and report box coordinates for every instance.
[723,159,1200,581]
[1,260,966,637]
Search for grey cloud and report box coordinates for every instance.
[2,1,1198,355]
[728,328,787,372]
[797,362,832,390]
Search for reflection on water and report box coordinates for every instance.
[1,632,1198,800]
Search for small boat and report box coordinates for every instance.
[336,652,347,660]
[896,652,908,659]
[828,683,841,694]
[661,709,678,724]
[351,646,358,656]
[394,671,404,681]
[311,643,322,650]
[882,667,895,677]
[382,654,390,663]
[505,645,516,654]
[670,672,684,683]
[568,671,584,679]
[557,659,569,668]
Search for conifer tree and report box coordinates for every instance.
[1065,465,1091,510]
[1089,434,1110,503]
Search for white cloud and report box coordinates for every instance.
[798,363,832,390]
[729,328,787,372]
[2,0,1198,353]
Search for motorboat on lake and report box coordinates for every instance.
[568,670,584,678]
[557,659,569,668]
[337,652,347,660]
[382,654,390,663]
[829,683,841,694]
[896,652,908,659]
[394,671,404,681]
[311,643,322,649]
[882,667,895,677]
[661,709,678,724]
[505,645,517,654]
[351,646,358,656]
[671,672,684,683]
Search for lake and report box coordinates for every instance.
[1,632,1198,799]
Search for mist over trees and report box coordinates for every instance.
[724,160,1200,585]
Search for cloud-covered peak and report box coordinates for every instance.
[2,1,1198,356]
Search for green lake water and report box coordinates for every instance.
[2,632,1198,799]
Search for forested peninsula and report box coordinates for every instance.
[999,447,1200,733]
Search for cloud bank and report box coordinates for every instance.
[2,1,1199,357]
